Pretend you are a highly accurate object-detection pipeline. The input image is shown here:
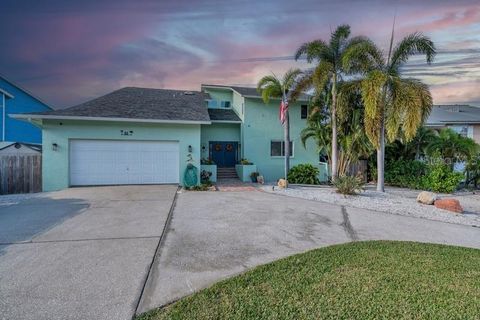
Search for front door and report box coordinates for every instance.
[210,141,238,167]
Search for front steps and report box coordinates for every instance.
[217,167,238,180]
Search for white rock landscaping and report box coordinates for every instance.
[262,184,480,227]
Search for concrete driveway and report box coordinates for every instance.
[137,190,480,314]
[0,185,178,320]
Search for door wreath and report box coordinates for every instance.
[214,143,222,152]
[226,143,234,152]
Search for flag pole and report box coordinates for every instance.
[283,87,290,188]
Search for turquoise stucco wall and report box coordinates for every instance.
[41,120,201,191]
[203,87,244,121]
[242,97,319,182]
[200,123,240,160]
[203,88,233,108]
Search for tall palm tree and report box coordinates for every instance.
[257,68,302,185]
[293,25,370,180]
[301,81,373,177]
[343,25,436,191]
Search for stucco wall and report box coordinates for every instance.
[200,123,240,160]
[41,120,201,191]
[242,98,318,182]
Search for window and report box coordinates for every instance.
[207,100,218,108]
[221,101,231,108]
[301,105,308,119]
[270,141,293,157]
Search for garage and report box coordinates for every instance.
[70,140,179,186]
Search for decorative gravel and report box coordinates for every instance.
[261,185,480,227]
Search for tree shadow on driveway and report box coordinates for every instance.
[0,197,89,255]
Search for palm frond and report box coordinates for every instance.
[329,24,351,55]
[294,39,331,63]
[290,69,314,101]
[390,32,436,70]
[361,70,388,147]
[342,38,385,74]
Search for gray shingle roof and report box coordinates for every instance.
[426,105,480,125]
[202,84,311,101]
[23,87,210,122]
[208,108,241,122]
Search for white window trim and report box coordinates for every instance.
[270,140,294,158]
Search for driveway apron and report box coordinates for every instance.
[0,185,177,320]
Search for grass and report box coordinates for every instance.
[137,241,480,320]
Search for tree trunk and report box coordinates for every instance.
[377,113,385,192]
[284,110,290,188]
[331,74,338,181]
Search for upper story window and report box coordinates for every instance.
[301,105,308,119]
[207,100,231,109]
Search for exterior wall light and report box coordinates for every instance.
[52,143,58,151]
[188,145,193,153]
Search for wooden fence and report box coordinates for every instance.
[348,160,368,182]
[0,154,42,195]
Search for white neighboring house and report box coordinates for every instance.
[426,105,480,142]
[426,105,480,171]
[0,142,41,155]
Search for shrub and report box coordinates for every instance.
[287,164,320,185]
[201,158,215,165]
[422,161,463,193]
[333,175,365,195]
[240,158,253,165]
[385,159,428,189]
[200,170,212,185]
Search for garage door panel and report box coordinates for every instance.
[70,140,179,186]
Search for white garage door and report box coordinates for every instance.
[70,140,179,186]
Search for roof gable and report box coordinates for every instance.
[0,74,53,110]
[14,87,211,123]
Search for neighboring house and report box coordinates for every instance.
[0,142,41,155]
[0,75,53,144]
[12,86,321,191]
[426,105,480,143]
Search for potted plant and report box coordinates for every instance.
[240,158,253,165]
[250,171,260,183]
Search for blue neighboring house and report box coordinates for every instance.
[0,75,53,144]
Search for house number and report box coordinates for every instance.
[120,130,134,136]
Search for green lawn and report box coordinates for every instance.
[137,241,480,320]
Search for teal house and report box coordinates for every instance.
[13,85,325,191]
[1,75,53,144]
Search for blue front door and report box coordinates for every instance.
[210,141,238,167]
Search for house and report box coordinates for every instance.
[426,105,480,143]
[0,141,41,155]
[11,86,322,191]
[0,75,53,144]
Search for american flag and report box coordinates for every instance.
[279,93,288,124]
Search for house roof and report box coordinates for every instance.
[208,108,241,122]
[0,74,53,109]
[426,105,480,125]
[201,84,311,101]
[12,87,212,124]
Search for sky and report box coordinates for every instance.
[0,0,479,108]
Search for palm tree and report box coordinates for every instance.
[343,25,436,191]
[426,128,479,164]
[257,68,303,185]
[293,25,371,180]
[301,81,373,177]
